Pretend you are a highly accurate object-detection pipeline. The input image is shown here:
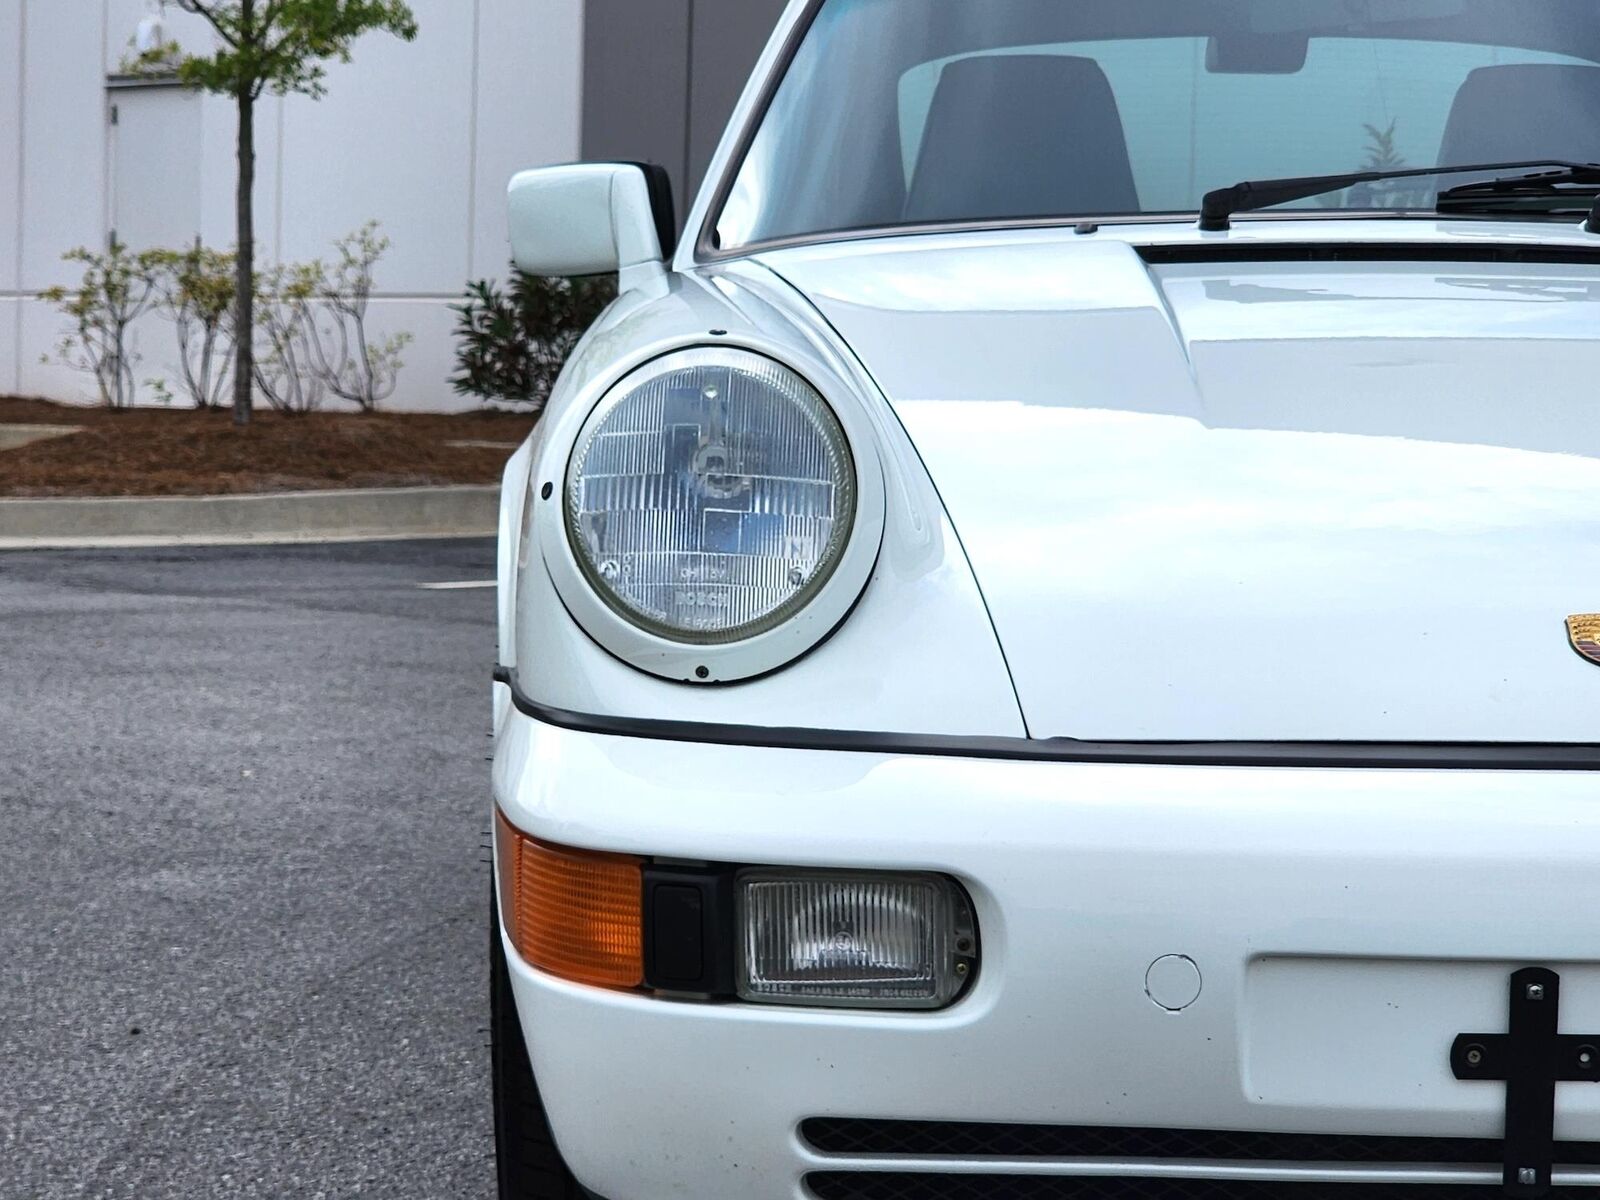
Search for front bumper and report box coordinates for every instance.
[493,706,1600,1200]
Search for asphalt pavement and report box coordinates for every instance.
[0,539,500,1199]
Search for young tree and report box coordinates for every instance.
[164,1,417,427]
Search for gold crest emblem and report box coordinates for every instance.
[1568,615,1600,666]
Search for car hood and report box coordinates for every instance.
[759,228,1600,742]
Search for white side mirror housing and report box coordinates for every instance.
[508,163,674,292]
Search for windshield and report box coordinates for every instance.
[712,0,1600,251]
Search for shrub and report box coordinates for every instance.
[450,268,615,411]
[254,261,329,414]
[40,241,164,409]
[309,222,412,412]
[151,244,237,410]
[254,223,411,414]
[43,224,409,415]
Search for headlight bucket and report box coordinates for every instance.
[536,341,886,684]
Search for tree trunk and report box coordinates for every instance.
[231,83,255,427]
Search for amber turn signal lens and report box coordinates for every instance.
[495,810,644,990]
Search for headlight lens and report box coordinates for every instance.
[565,348,856,645]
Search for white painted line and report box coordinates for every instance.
[0,529,496,552]
[416,580,497,591]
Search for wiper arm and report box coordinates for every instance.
[1198,160,1600,232]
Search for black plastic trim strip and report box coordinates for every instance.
[701,210,1480,264]
[1138,241,1600,266]
[495,668,1600,771]
[615,160,678,258]
[804,1176,1600,1200]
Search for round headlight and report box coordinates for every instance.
[565,348,857,646]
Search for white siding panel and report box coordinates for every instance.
[362,297,475,414]
[1,0,23,292]
[19,295,100,404]
[20,0,107,290]
[471,0,584,281]
[0,298,20,397]
[277,0,475,295]
[197,92,283,260]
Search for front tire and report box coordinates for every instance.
[491,886,597,1200]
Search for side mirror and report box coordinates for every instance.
[508,162,676,289]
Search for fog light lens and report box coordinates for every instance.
[737,870,977,1009]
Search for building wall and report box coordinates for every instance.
[581,0,790,229]
[0,0,584,413]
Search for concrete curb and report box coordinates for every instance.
[0,485,499,550]
[0,424,83,452]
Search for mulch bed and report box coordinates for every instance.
[0,397,538,497]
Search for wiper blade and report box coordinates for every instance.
[1198,160,1600,232]
[1437,166,1600,223]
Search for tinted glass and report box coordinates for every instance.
[714,0,1600,249]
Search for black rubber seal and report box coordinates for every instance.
[494,668,1600,771]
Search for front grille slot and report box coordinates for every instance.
[806,1177,1600,1200]
[801,1120,1600,1198]
[801,1118,1600,1166]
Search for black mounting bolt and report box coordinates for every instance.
[540,482,553,500]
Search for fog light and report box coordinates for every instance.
[737,870,978,1009]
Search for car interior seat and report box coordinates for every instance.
[1439,63,1600,169]
[905,54,1140,224]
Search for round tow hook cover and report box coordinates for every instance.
[1145,954,1203,1012]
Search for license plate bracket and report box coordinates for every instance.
[1453,967,1600,1197]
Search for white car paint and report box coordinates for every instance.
[509,164,670,292]
[760,225,1600,741]
[503,267,1024,735]
[495,715,1600,1200]
[492,1,1600,1196]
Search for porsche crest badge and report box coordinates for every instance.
[1568,615,1600,666]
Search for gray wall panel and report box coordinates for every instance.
[582,0,788,227]
[581,0,692,216]
[688,0,791,195]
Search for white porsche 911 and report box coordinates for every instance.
[489,2,1600,1198]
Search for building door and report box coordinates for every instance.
[108,84,203,252]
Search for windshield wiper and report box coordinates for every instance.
[1437,166,1600,231]
[1198,160,1600,231]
